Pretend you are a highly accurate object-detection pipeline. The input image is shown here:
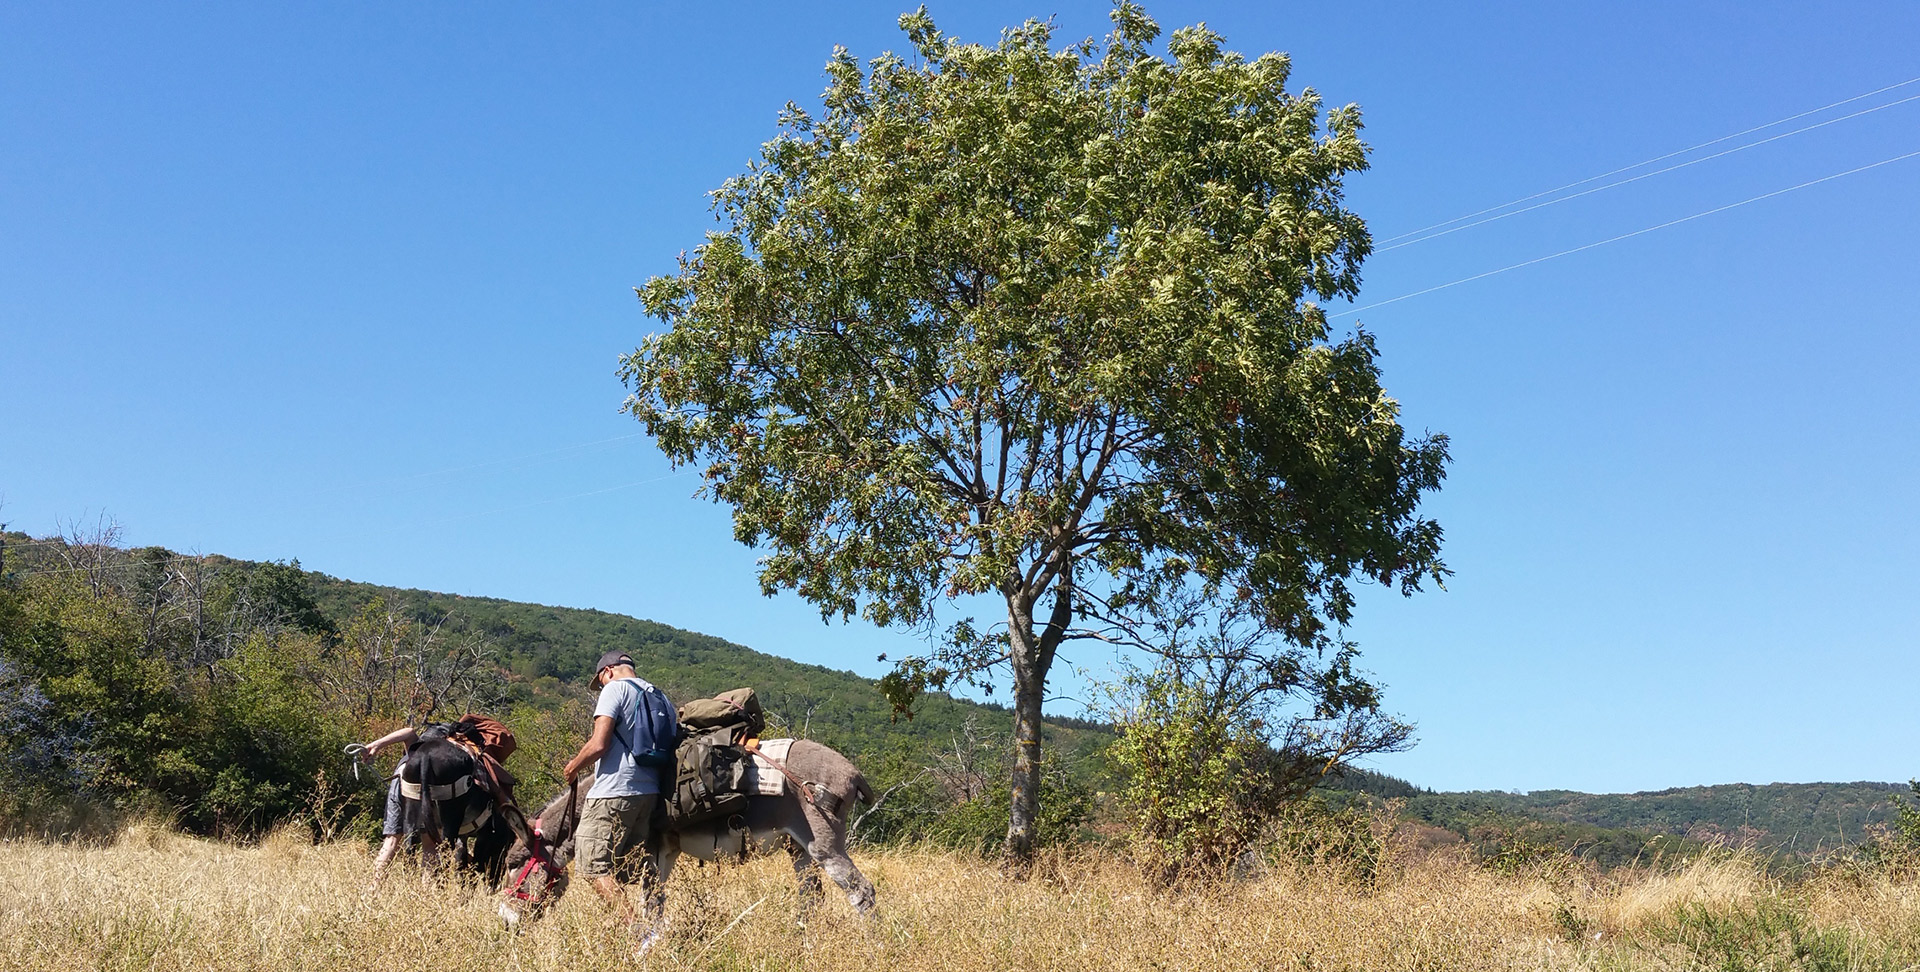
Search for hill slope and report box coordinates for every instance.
[1322,768,1907,862]
[1438,782,1905,855]
[298,568,1111,766]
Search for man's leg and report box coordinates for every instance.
[576,796,645,929]
[368,780,406,891]
[611,795,663,927]
[419,830,442,883]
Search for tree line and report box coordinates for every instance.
[0,524,520,837]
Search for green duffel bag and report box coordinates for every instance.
[668,726,751,827]
[678,687,766,738]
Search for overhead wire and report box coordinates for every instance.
[2,431,665,551]
[421,469,700,526]
[1373,75,1920,246]
[3,469,703,576]
[1333,148,1920,318]
[315,432,648,497]
[1377,92,1920,253]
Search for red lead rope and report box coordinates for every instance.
[477,746,573,906]
[505,811,568,903]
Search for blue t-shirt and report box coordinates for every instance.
[587,676,679,799]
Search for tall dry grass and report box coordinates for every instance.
[4,823,1919,971]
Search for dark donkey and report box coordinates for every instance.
[401,725,532,887]
[497,739,876,927]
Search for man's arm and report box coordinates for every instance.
[363,726,418,758]
[563,715,617,782]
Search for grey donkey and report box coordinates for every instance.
[497,739,877,927]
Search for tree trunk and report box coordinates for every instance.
[1004,598,1043,873]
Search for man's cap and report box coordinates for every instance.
[592,650,634,682]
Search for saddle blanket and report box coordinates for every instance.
[742,738,794,796]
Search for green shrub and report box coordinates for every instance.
[1110,672,1285,886]
[1644,897,1853,972]
[1268,794,1389,885]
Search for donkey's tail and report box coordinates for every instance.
[852,772,875,806]
[403,766,436,841]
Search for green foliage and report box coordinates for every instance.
[1643,897,1856,972]
[0,531,1116,840]
[1267,794,1389,885]
[1097,573,1411,877]
[1893,782,1920,845]
[1844,780,1920,879]
[0,561,360,836]
[299,570,1114,773]
[1109,669,1290,885]
[1319,765,1427,800]
[619,2,1447,857]
[845,716,1095,851]
[1478,828,1580,878]
[1387,790,1698,871]
[1401,783,1902,864]
[898,767,1094,853]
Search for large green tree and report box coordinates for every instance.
[622,3,1447,865]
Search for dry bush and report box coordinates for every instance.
[6,823,1920,971]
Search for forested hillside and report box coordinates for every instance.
[1320,768,1908,865]
[0,529,1106,844]
[299,571,1110,764]
[1439,782,1904,855]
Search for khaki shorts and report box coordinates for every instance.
[575,793,657,880]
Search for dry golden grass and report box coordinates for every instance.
[4,824,1919,971]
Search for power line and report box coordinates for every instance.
[1377,92,1920,253]
[4,470,704,574]
[422,469,700,526]
[315,432,648,497]
[1374,76,1920,246]
[1334,148,1920,318]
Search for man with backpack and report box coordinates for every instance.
[562,650,679,944]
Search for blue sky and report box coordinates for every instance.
[4,2,1915,793]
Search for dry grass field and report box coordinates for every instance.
[5,822,1920,971]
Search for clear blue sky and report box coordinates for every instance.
[4,2,1915,793]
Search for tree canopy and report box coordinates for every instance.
[622,3,1448,864]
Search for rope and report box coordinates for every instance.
[746,741,822,810]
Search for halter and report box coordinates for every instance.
[503,782,577,910]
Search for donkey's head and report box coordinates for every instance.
[497,772,594,929]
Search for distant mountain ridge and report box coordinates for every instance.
[1324,767,1906,861]
[1455,781,1905,853]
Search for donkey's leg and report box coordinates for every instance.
[627,843,678,958]
[647,844,679,922]
[799,804,875,915]
[785,834,825,924]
